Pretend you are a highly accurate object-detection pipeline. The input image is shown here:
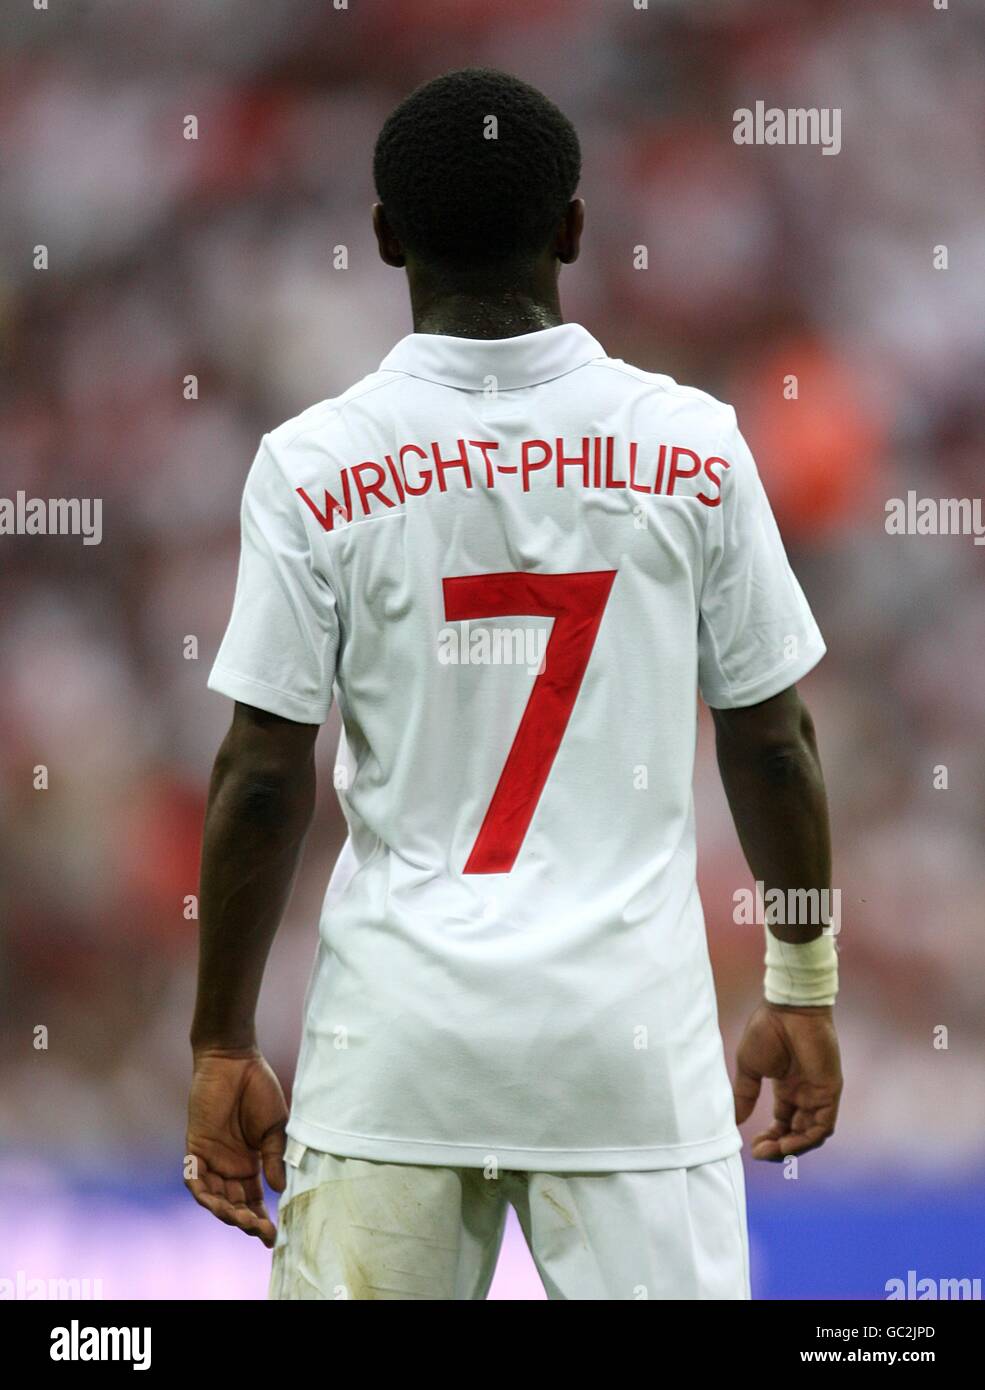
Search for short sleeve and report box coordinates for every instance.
[698,417,825,709]
[208,437,339,724]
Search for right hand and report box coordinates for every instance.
[732,1002,842,1161]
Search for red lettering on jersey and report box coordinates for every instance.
[352,461,395,516]
[628,441,651,494]
[432,438,473,491]
[469,440,500,488]
[556,436,590,488]
[399,443,432,496]
[653,443,668,494]
[521,439,552,491]
[604,437,626,488]
[697,454,730,507]
[667,446,701,495]
[384,454,406,503]
[296,486,348,532]
[320,437,731,521]
[444,569,617,874]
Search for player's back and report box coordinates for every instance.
[268,326,728,917]
[209,323,825,1169]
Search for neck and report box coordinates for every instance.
[408,261,564,339]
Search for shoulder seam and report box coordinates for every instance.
[592,359,732,413]
[276,374,406,451]
[590,359,673,395]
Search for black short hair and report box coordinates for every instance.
[373,68,581,272]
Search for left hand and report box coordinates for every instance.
[185,1046,288,1247]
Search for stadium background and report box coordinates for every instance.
[2,0,984,1299]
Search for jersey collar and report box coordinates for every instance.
[379,322,605,392]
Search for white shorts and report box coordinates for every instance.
[269,1141,750,1301]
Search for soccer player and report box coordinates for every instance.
[186,69,842,1301]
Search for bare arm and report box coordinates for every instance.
[191,701,318,1050]
[712,686,830,943]
[712,685,842,1160]
[186,701,318,1244]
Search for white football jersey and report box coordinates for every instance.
[209,323,825,1170]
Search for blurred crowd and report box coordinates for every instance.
[1,0,984,1182]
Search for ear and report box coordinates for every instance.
[373,203,406,268]
[555,198,585,266]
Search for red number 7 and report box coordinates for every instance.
[442,570,617,874]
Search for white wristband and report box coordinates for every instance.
[764,926,838,1006]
